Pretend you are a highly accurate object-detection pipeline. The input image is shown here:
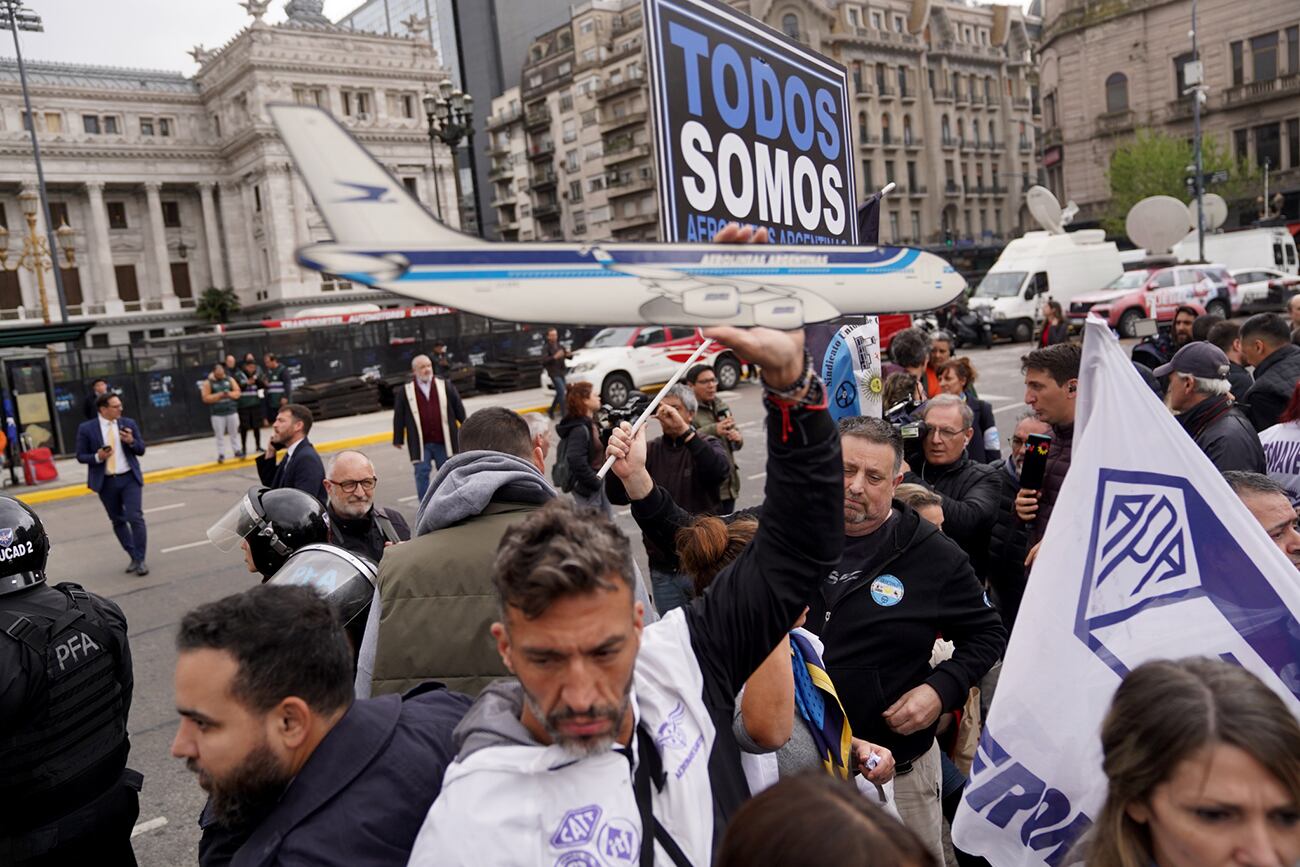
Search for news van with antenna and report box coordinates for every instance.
[968,186,1124,342]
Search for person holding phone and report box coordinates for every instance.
[986,412,1052,633]
[75,393,149,575]
[688,362,744,514]
[1015,343,1081,554]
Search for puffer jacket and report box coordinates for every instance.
[1245,344,1300,431]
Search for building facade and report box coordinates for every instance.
[0,0,457,345]
[1038,0,1300,225]
[486,0,1040,246]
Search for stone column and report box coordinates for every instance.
[263,165,301,297]
[143,181,177,308]
[240,182,263,289]
[198,181,227,288]
[83,181,122,311]
[218,181,252,294]
[290,170,311,250]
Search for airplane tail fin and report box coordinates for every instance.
[268,103,482,247]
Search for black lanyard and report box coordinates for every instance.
[632,725,694,867]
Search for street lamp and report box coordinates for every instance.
[423,80,477,234]
[0,190,74,323]
[1,0,70,323]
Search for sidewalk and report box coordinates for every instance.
[18,385,556,505]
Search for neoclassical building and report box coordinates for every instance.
[0,0,457,346]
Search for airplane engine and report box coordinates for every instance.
[680,285,741,319]
[752,298,805,330]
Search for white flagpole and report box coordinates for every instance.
[595,338,715,480]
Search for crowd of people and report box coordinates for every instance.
[8,252,1300,865]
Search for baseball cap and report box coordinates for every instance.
[1153,341,1230,379]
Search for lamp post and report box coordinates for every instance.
[0,190,74,324]
[422,80,477,234]
[1,0,70,323]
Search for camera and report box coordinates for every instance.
[885,398,927,463]
[595,393,651,446]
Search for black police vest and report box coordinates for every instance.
[0,583,128,816]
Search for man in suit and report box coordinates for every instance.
[257,403,326,503]
[81,378,109,420]
[393,354,465,502]
[76,392,149,575]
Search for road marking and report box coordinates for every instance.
[161,539,209,554]
[747,472,767,480]
[398,494,419,503]
[617,509,631,517]
[994,402,1026,413]
[143,502,186,514]
[132,816,168,838]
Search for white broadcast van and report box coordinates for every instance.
[1172,226,1298,276]
[969,229,1125,342]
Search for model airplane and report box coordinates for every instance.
[269,104,966,328]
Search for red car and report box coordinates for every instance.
[1067,264,1232,337]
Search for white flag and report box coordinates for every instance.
[821,317,883,422]
[952,316,1300,867]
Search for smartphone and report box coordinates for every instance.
[718,407,732,420]
[1019,433,1052,490]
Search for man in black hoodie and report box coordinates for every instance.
[1241,313,1300,431]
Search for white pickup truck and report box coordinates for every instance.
[542,325,742,407]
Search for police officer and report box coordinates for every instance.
[207,487,330,581]
[268,543,378,660]
[0,496,140,866]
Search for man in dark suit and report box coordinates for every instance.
[256,403,326,503]
[76,392,149,574]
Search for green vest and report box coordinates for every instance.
[208,377,237,415]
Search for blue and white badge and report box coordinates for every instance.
[870,574,904,607]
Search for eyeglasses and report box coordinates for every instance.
[928,426,969,441]
[330,477,376,493]
[695,378,717,385]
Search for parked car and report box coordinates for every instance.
[1230,267,1300,313]
[1067,264,1230,337]
[543,325,742,407]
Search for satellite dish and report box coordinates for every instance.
[1127,196,1192,255]
[906,0,931,35]
[1060,200,1079,227]
[1026,186,1065,235]
[1187,193,1228,233]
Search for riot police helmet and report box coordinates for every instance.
[207,487,330,577]
[0,495,48,596]
[266,543,377,656]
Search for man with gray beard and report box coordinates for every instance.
[323,450,410,563]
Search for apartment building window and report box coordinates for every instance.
[881,113,892,145]
[875,63,886,93]
[107,202,128,229]
[1173,52,1195,95]
[782,14,800,39]
[159,118,172,137]
[893,15,905,33]
[852,61,863,91]
[581,109,597,127]
[1231,41,1244,86]
[847,6,860,28]
[862,159,873,187]
[587,177,604,192]
[402,178,419,198]
[579,19,593,33]
[342,90,371,116]
[48,202,69,228]
[559,90,573,112]
[140,117,155,136]
[562,119,577,143]
[558,61,572,77]
[527,73,543,89]
[1252,32,1278,82]
[1256,122,1281,169]
[24,111,62,133]
[573,210,586,234]
[870,10,883,29]
[162,201,181,228]
[903,115,913,144]
[984,76,993,102]
[569,180,583,202]
[941,115,951,141]
[1234,128,1249,160]
[104,116,118,134]
[254,185,262,212]
[897,66,907,96]
[858,111,869,142]
[911,211,921,241]
[1044,92,1057,128]
[888,211,899,240]
[906,160,917,188]
[928,68,935,92]
[884,160,896,185]
[996,210,1003,236]
[82,115,100,134]
[988,120,996,144]
[1288,26,1299,75]
[1289,119,1300,168]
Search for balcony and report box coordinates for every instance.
[853,82,874,98]
[604,142,651,165]
[932,87,953,103]
[1012,96,1031,112]
[533,202,560,220]
[859,133,879,147]
[1095,109,1135,135]
[1042,127,1063,148]
[607,175,656,198]
[945,181,962,197]
[960,138,976,153]
[1165,98,1194,121]
[908,184,927,197]
[600,108,648,134]
[899,84,917,103]
[488,138,511,156]
[1222,73,1300,109]
[611,211,657,234]
[525,106,551,129]
[486,106,521,130]
[875,82,895,101]
[838,27,923,52]
[941,135,958,150]
[1018,139,1033,153]
[527,140,555,161]
[881,133,900,150]
[903,135,923,151]
[531,169,557,189]
[969,92,985,110]
[986,97,1000,111]
[489,161,514,179]
[612,14,640,36]
[490,192,517,208]
[989,184,1008,197]
[954,90,969,106]
[597,74,646,101]
[988,140,1005,153]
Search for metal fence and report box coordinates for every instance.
[47,311,593,454]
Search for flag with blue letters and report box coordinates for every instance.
[820,317,882,422]
[952,316,1300,867]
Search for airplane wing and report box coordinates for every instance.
[268,103,481,247]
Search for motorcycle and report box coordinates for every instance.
[934,303,994,349]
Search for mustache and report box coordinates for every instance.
[547,702,622,729]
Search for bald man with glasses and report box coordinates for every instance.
[323,450,410,562]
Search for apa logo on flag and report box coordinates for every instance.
[820,318,882,421]
[953,316,1300,867]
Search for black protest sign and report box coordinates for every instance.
[644,0,857,245]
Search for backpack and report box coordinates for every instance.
[552,431,574,493]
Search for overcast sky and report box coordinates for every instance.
[0,1,358,74]
[0,0,1030,76]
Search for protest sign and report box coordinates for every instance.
[643,0,857,245]
[820,319,883,422]
[952,316,1300,866]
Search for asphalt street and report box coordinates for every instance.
[33,337,1040,865]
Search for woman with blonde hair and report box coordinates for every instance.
[1084,657,1300,867]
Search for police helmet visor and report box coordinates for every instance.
[206,494,263,552]
[266,545,377,626]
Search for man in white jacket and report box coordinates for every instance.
[406,325,844,866]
